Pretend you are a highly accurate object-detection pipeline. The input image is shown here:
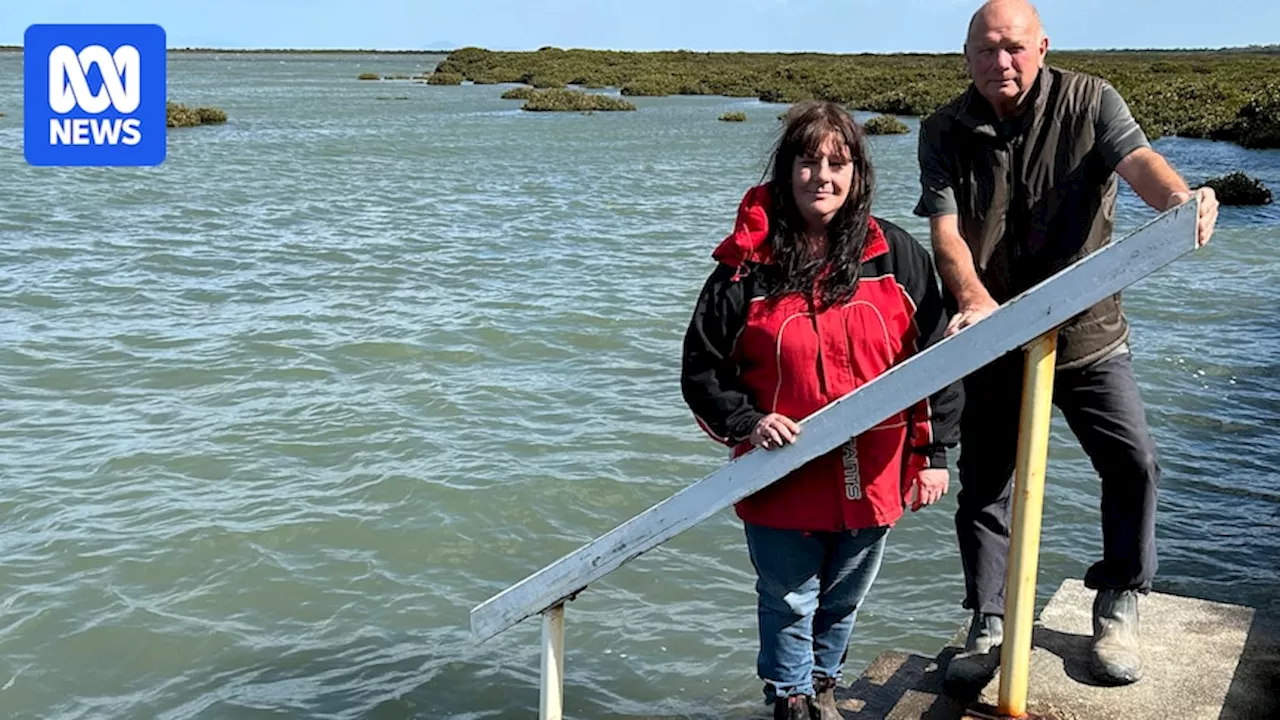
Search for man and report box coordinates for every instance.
[914,0,1219,690]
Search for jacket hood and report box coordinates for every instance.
[712,183,888,270]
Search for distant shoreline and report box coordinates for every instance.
[0,46,451,54]
[0,45,1276,56]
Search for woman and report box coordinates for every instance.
[681,101,962,720]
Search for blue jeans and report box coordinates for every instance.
[744,522,890,701]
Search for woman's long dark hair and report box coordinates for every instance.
[765,101,875,308]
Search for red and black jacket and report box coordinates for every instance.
[681,184,963,531]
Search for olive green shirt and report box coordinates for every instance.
[916,83,1150,218]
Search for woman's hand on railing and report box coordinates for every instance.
[750,413,800,450]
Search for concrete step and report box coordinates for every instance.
[833,579,1278,719]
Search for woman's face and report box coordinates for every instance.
[791,132,854,232]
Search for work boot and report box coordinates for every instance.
[773,694,813,720]
[812,676,841,720]
[1090,588,1143,685]
[943,611,1004,694]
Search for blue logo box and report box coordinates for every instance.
[24,24,167,167]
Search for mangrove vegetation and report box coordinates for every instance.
[862,114,910,135]
[167,102,227,128]
[426,72,464,85]
[1202,172,1273,205]
[520,89,636,112]
[429,47,1280,148]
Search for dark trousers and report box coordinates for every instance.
[956,349,1160,616]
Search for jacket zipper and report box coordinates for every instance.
[806,296,830,399]
[806,296,844,528]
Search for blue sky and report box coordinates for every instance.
[3,0,1276,53]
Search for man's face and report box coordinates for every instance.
[965,6,1048,111]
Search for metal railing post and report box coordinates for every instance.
[540,603,566,720]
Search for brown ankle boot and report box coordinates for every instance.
[773,694,813,720]
[812,676,841,719]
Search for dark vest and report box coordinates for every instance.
[929,67,1127,369]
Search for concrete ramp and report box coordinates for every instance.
[835,579,1278,719]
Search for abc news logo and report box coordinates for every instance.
[25,24,167,167]
[48,44,144,147]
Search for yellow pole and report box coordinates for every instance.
[997,331,1058,718]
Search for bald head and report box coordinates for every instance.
[968,0,1043,45]
[964,0,1050,117]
